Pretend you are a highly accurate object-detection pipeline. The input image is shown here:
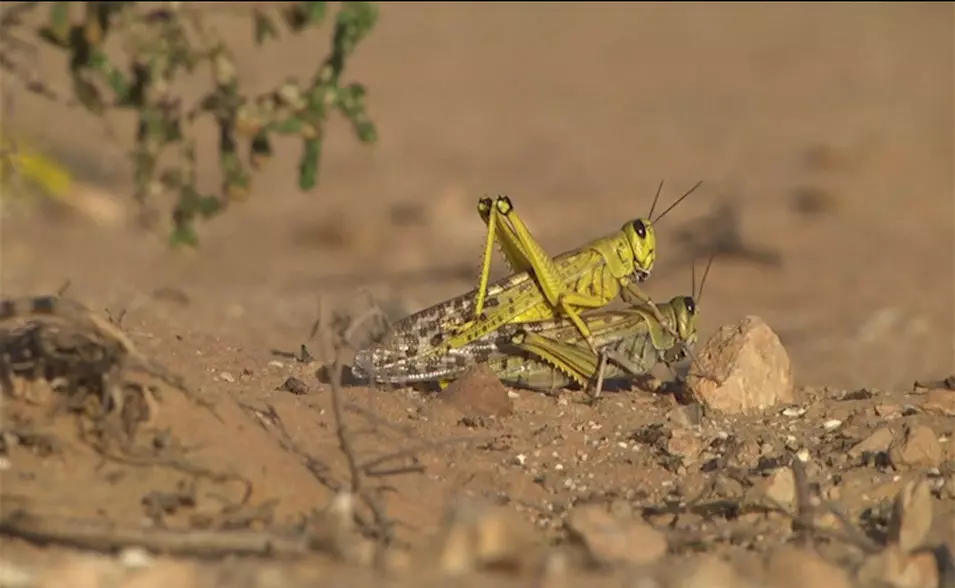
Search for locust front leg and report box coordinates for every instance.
[621,284,718,385]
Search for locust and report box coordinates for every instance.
[409,255,713,397]
[490,294,699,396]
[353,181,701,383]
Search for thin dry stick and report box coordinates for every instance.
[0,509,311,557]
[327,350,394,542]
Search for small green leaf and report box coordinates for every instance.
[170,223,199,248]
[250,132,273,169]
[268,117,306,135]
[283,2,327,32]
[196,195,224,218]
[72,74,103,114]
[253,10,279,45]
[298,138,321,191]
[46,3,72,45]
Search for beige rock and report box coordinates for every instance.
[670,555,750,588]
[38,556,124,588]
[764,545,852,588]
[856,545,939,588]
[667,428,703,463]
[888,425,942,470]
[687,316,794,415]
[440,364,514,418]
[763,467,797,511]
[432,499,539,576]
[923,387,955,416]
[565,504,667,567]
[889,478,934,553]
[120,562,200,588]
[849,426,895,458]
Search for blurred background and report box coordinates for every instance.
[2,3,952,390]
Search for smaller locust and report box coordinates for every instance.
[488,255,714,397]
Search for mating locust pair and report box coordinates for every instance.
[352,183,713,398]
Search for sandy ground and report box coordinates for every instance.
[1,3,953,586]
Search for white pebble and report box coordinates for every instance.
[782,407,806,418]
[218,371,236,383]
[120,547,153,569]
[796,448,811,462]
[822,419,842,431]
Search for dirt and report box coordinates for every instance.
[1,4,953,586]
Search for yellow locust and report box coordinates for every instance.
[352,183,701,384]
[378,257,711,398]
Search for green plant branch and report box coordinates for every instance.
[0,1,378,246]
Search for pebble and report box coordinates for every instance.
[439,364,514,418]
[687,316,794,415]
[888,425,942,470]
[822,419,842,431]
[565,504,667,567]
[849,427,894,458]
[923,387,955,416]
[764,545,852,588]
[762,467,796,510]
[667,428,703,463]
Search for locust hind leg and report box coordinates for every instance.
[477,197,533,274]
[508,331,593,391]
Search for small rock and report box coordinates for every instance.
[889,425,942,470]
[566,504,667,567]
[119,548,152,570]
[764,545,852,588]
[889,478,934,553]
[856,545,939,588]
[687,316,794,414]
[762,467,796,511]
[432,500,539,576]
[822,419,842,431]
[923,388,955,416]
[669,555,748,588]
[667,429,703,463]
[440,365,514,418]
[876,403,903,419]
[849,427,894,458]
[38,556,124,588]
[218,371,236,383]
[277,376,308,395]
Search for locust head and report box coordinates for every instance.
[659,295,699,364]
[672,295,699,347]
[621,217,656,282]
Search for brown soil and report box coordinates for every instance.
[1,4,953,586]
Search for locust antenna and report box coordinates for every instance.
[696,252,715,306]
[691,260,697,303]
[653,180,703,224]
[647,180,665,221]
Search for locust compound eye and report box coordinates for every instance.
[683,296,696,315]
[631,219,647,239]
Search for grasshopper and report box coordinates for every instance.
[418,255,712,396]
[353,182,701,383]
[482,294,699,394]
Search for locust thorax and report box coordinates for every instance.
[621,217,656,281]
